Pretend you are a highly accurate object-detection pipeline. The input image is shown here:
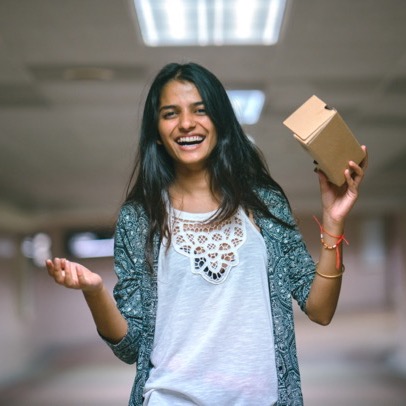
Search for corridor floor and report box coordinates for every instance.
[0,310,405,405]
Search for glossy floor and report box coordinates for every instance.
[0,310,405,405]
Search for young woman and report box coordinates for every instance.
[46,62,368,406]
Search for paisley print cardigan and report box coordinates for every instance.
[104,187,316,406]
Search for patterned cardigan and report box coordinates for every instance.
[104,187,316,406]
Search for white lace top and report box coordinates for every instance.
[171,206,245,284]
[143,207,278,405]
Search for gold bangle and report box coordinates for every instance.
[315,264,345,279]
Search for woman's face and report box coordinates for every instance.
[157,80,217,173]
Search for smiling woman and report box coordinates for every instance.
[46,62,368,406]
[157,80,218,174]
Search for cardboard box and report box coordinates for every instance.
[283,95,365,186]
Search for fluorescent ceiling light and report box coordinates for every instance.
[21,233,52,267]
[68,233,113,258]
[227,90,265,125]
[133,0,287,46]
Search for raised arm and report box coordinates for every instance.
[45,258,128,343]
[305,145,368,325]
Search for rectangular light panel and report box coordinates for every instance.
[133,0,287,46]
[227,90,265,125]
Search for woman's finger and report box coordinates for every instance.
[351,160,364,182]
[63,260,76,287]
[53,257,66,284]
[347,145,367,186]
[54,257,61,271]
[360,145,369,170]
[76,265,87,287]
[343,161,365,198]
[45,259,55,276]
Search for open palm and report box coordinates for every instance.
[46,257,103,293]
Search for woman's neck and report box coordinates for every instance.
[169,169,220,213]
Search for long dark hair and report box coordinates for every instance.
[126,62,291,268]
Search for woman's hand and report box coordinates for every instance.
[317,145,368,225]
[45,257,103,294]
[46,257,128,342]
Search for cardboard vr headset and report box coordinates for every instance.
[283,95,365,186]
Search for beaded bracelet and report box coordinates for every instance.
[313,216,349,269]
[321,236,342,250]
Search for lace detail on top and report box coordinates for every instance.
[170,208,246,284]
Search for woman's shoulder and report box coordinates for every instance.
[254,186,295,226]
[254,186,289,208]
[116,201,149,230]
[255,185,282,198]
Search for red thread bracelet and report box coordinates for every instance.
[313,216,349,269]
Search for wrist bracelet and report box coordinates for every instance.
[313,216,349,269]
[316,264,345,279]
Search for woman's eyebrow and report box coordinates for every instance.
[159,101,204,112]
[159,105,176,112]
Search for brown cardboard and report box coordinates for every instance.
[283,95,365,186]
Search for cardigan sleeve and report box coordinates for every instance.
[282,221,316,313]
[256,187,316,312]
[102,203,148,364]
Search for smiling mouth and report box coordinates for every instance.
[176,135,205,146]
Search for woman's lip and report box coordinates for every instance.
[178,143,202,150]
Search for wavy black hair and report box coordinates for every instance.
[125,62,291,268]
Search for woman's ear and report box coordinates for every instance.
[156,138,163,145]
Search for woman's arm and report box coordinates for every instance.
[305,146,368,325]
[46,258,128,343]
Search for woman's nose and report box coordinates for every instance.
[179,112,196,131]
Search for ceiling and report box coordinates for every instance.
[1,0,405,233]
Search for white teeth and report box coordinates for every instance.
[177,136,204,143]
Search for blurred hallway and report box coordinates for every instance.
[297,310,406,406]
[0,309,404,406]
[1,2,406,405]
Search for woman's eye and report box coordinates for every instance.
[162,111,175,119]
[196,108,206,114]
